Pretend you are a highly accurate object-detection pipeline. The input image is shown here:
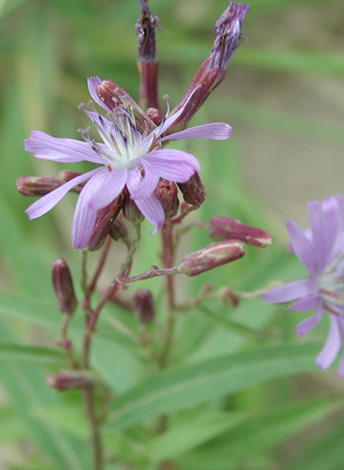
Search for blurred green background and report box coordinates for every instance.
[0,0,344,469]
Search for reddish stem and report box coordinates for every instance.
[88,235,112,296]
[159,222,176,367]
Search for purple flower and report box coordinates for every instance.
[24,77,231,249]
[263,195,344,377]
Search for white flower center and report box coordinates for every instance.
[81,104,155,170]
[317,256,344,314]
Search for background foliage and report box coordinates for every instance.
[0,0,343,468]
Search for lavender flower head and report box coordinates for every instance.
[24,77,231,249]
[263,195,344,377]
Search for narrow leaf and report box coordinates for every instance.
[0,343,64,362]
[108,343,321,430]
[149,412,246,461]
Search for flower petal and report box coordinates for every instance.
[88,168,127,211]
[24,131,103,164]
[295,304,323,335]
[324,195,344,260]
[286,296,319,311]
[158,122,232,143]
[142,149,200,182]
[315,314,341,370]
[262,278,317,304]
[286,219,316,274]
[25,168,102,219]
[155,86,200,136]
[307,201,328,272]
[71,168,127,248]
[126,167,159,200]
[134,194,165,233]
[87,77,111,112]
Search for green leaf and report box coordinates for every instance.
[0,343,64,362]
[0,0,29,18]
[0,407,27,442]
[108,343,321,430]
[177,399,338,470]
[33,404,88,440]
[288,419,344,470]
[0,291,145,393]
[148,412,246,462]
[212,398,338,456]
[0,319,87,470]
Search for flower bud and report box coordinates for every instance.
[46,371,94,390]
[58,170,82,183]
[87,194,124,251]
[179,240,245,277]
[123,191,144,224]
[155,179,179,218]
[51,259,77,315]
[57,170,85,193]
[56,338,72,350]
[178,173,206,207]
[136,0,160,110]
[109,219,129,242]
[97,80,155,134]
[133,289,155,323]
[16,176,63,196]
[208,216,272,247]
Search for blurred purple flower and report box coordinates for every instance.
[24,77,231,249]
[263,195,344,377]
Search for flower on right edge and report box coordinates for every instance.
[263,195,344,377]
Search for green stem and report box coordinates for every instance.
[82,388,103,470]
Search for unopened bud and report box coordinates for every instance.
[133,289,155,323]
[46,371,94,390]
[208,216,272,247]
[136,0,160,110]
[16,176,63,196]
[97,80,155,134]
[56,338,72,350]
[87,194,124,251]
[178,173,206,207]
[155,179,179,218]
[123,191,144,224]
[168,2,249,132]
[109,219,129,242]
[179,240,245,277]
[51,259,77,315]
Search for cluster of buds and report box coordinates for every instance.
[176,216,271,276]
